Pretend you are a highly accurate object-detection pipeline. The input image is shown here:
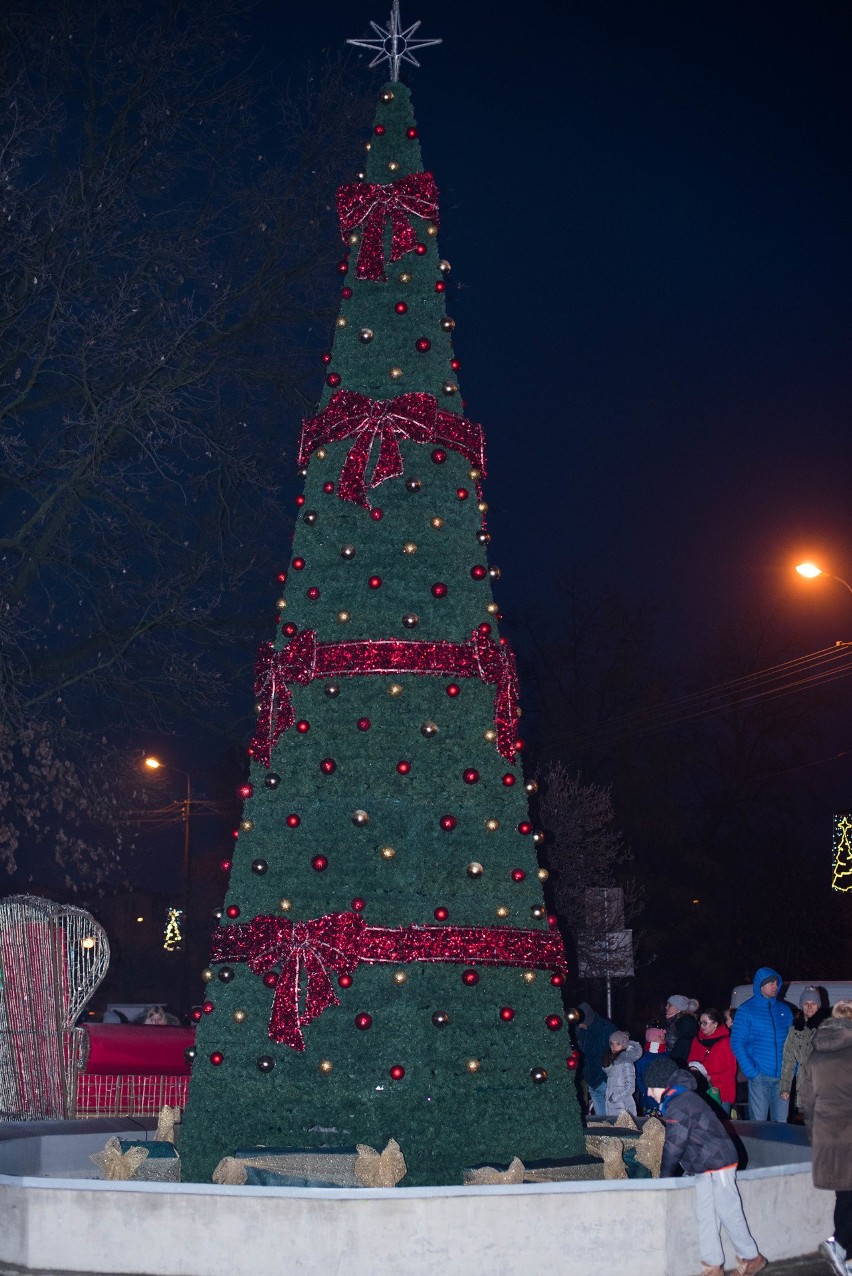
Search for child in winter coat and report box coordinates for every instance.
[602,1029,642,1117]
[646,1055,766,1276]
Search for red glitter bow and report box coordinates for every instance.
[337,172,439,281]
[212,912,363,1049]
[250,630,520,768]
[211,913,568,1049]
[299,390,485,508]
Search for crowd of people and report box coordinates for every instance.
[573,967,852,1276]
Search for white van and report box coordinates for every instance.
[730,981,852,1011]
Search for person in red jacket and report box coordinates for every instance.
[689,1007,738,1113]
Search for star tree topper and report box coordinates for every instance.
[347,1,442,82]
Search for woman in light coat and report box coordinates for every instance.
[602,1030,642,1117]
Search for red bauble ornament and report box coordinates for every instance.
[434,906,449,921]
[231,828,239,840]
[396,760,411,774]
[518,822,533,835]
[431,582,448,598]
[446,683,460,697]
[416,338,431,352]
[414,243,427,255]
[286,814,301,828]
[368,575,382,589]
[470,565,487,580]
[435,280,446,292]
[341,286,353,299]
[323,481,335,493]
[210,1052,224,1066]
[321,352,332,365]
[456,488,469,500]
[311,854,329,872]
[351,898,366,912]
[277,571,287,583]
[374,124,385,135]
[389,1065,405,1080]
[499,1007,515,1021]
[548,914,558,928]
[202,1001,214,1015]
[566,1055,580,1071]
[477,622,492,636]
[219,859,232,873]
[326,373,341,387]
[263,972,278,988]
[394,301,408,314]
[295,495,305,506]
[283,622,298,637]
[225,905,240,919]
[546,1015,563,1031]
[462,970,479,986]
[431,447,447,464]
[292,557,305,570]
[502,773,516,786]
[406,127,418,138]
[355,1012,373,1030]
[357,717,371,731]
[238,783,253,799]
[463,768,479,784]
[370,508,384,521]
[338,974,353,989]
[191,1007,202,1022]
[511,869,526,882]
[450,358,461,371]
[337,261,348,275]
[307,586,320,600]
[320,758,337,774]
[439,815,457,831]
[551,973,566,987]
[296,720,310,733]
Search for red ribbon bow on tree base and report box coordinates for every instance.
[210,912,568,1049]
[250,629,520,770]
[299,390,485,509]
[337,172,440,281]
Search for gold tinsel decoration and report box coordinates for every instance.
[91,1137,149,1181]
[463,1156,525,1185]
[354,1138,407,1187]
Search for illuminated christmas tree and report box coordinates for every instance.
[833,813,852,892]
[181,17,585,1186]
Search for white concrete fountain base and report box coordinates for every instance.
[0,1123,834,1276]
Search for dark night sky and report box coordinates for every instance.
[131,2,852,896]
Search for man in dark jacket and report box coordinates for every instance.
[798,1001,852,1276]
[646,1055,766,1276]
[575,1001,616,1116]
[730,965,793,1122]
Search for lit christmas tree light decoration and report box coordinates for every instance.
[832,813,852,892]
[163,907,184,952]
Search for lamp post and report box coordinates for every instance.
[795,562,852,599]
[143,757,194,1007]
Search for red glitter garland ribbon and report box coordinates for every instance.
[337,172,439,281]
[299,390,485,509]
[210,912,567,1049]
[250,629,519,768]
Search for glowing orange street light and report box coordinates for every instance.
[144,756,162,770]
[795,562,852,598]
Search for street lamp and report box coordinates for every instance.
[795,562,852,598]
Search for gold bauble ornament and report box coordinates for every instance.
[387,160,400,172]
[316,448,326,460]
[489,566,501,580]
[348,232,360,246]
[337,610,351,623]
[478,501,489,513]
[495,905,510,919]
[420,720,439,737]
[469,468,482,480]
[403,542,418,555]
[531,904,546,919]
[525,780,539,795]
[430,516,444,529]
[387,682,403,697]
[537,868,550,881]
[466,861,484,877]
[201,967,214,983]
[486,603,499,615]
[232,1009,247,1024]
[380,845,396,859]
[466,1058,482,1074]
[439,259,451,273]
[276,598,286,610]
[240,819,253,832]
[319,1059,334,1074]
[389,366,404,380]
[365,141,372,152]
[441,317,456,331]
[399,271,412,283]
[484,818,499,832]
[381,89,395,102]
[356,171,366,180]
[352,809,369,826]
[522,970,537,984]
[278,898,292,912]
[359,328,374,343]
[426,223,438,237]
[533,830,545,844]
[392,970,408,985]
[336,316,348,328]
[483,728,497,743]
[441,382,458,395]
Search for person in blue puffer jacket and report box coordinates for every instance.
[730,966,793,1122]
